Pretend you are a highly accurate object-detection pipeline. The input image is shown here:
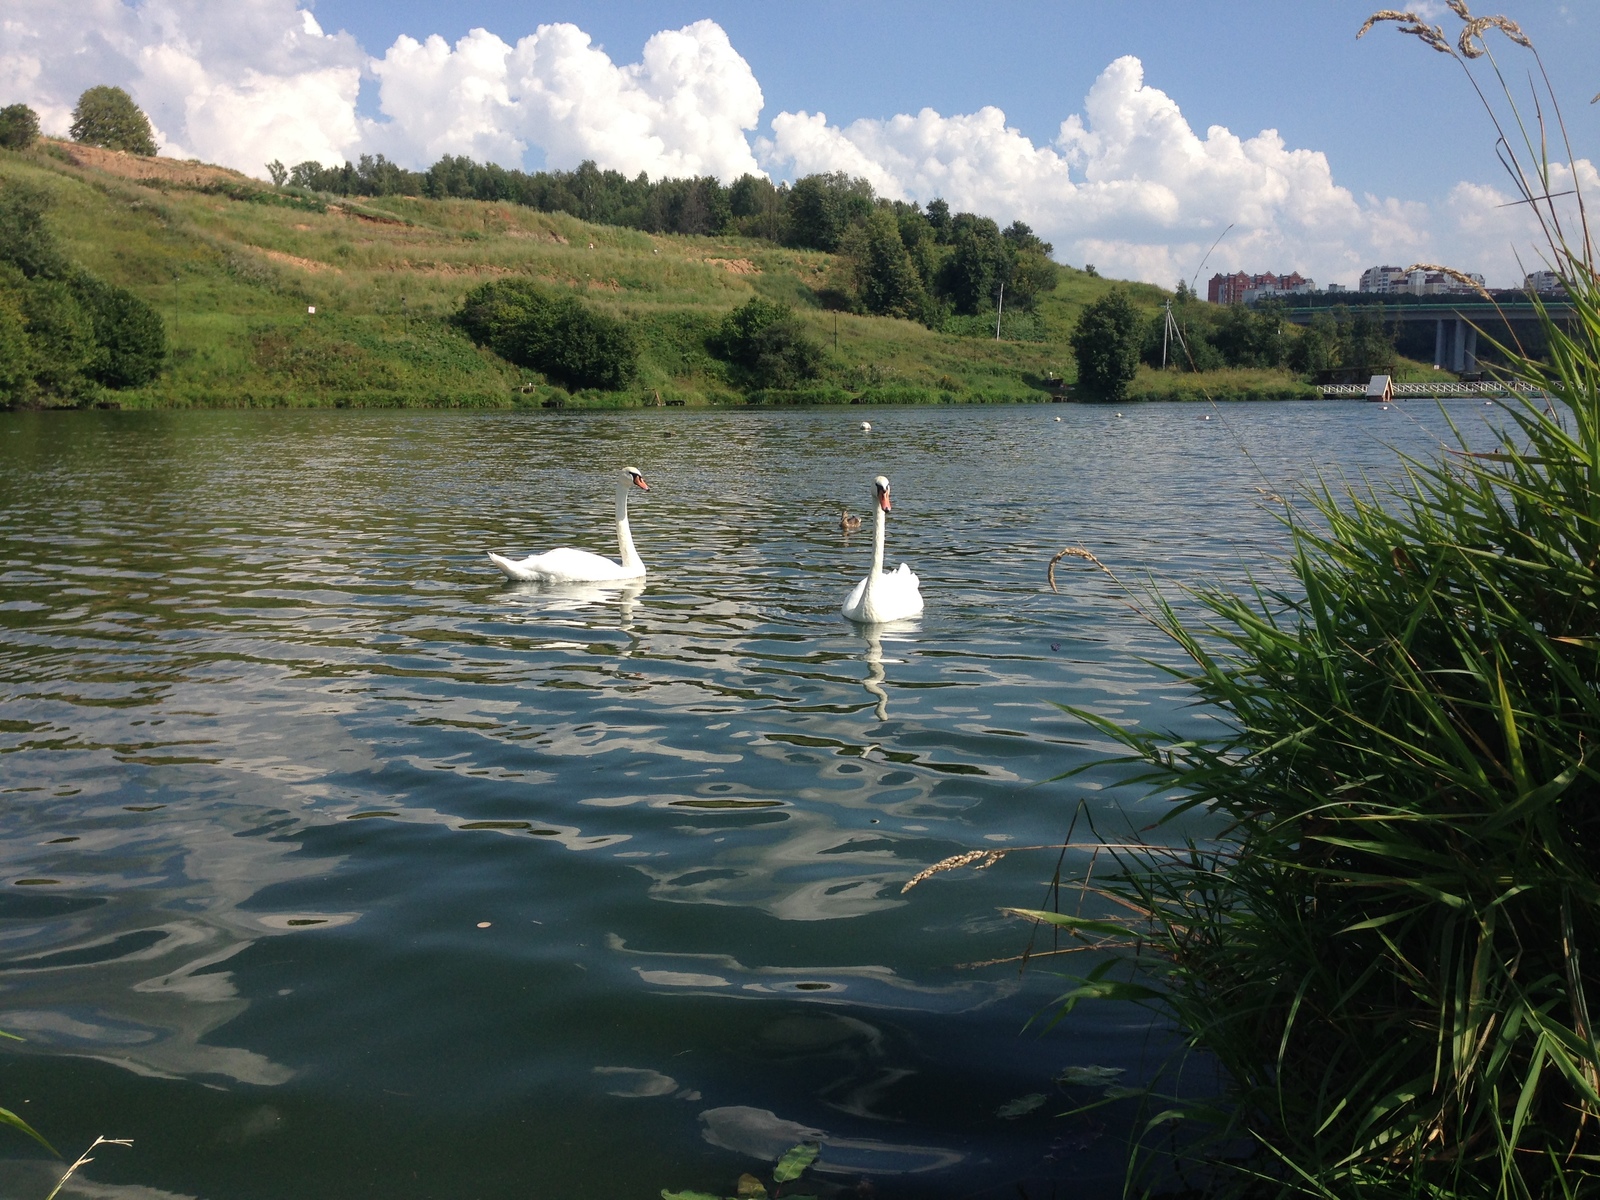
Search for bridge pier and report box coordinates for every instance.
[1433,317,1478,373]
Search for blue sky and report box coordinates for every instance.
[4,1,1596,287]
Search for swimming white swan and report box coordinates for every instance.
[841,475,923,624]
[488,467,649,582]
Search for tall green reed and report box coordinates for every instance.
[1018,8,1600,1196]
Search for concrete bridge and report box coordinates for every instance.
[1279,297,1576,373]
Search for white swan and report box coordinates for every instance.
[841,475,923,624]
[488,467,649,582]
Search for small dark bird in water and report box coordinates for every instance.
[839,510,862,533]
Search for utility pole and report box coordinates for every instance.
[995,282,1004,340]
[1161,300,1189,369]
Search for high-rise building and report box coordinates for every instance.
[1360,265,1484,295]
[1207,271,1313,304]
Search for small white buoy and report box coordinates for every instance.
[1054,416,1061,422]
[860,421,871,431]
[1204,414,1210,420]
[1116,412,1122,418]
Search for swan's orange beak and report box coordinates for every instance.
[877,487,891,512]
[634,475,649,491]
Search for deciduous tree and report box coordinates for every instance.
[1070,289,1142,401]
[69,86,157,155]
[0,104,40,150]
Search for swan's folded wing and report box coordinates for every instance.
[840,575,870,619]
[490,547,642,583]
[488,551,540,580]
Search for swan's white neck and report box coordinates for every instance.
[615,478,643,571]
[863,501,887,602]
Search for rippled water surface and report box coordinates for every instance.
[0,403,1500,1199]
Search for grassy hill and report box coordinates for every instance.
[2,140,1222,409]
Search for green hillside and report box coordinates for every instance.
[0,141,1194,409]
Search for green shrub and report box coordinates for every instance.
[1032,15,1600,1198]
[0,181,68,278]
[0,187,165,402]
[455,278,637,391]
[706,296,823,390]
[71,271,166,387]
[18,276,96,397]
[0,286,33,398]
[0,104,39,151]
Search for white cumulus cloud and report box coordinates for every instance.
[1442,158,1599,284]
[760,55,1435,289]
[0,3,762,182]
[0,4,1553,288]
[368,19,764,180]
[0,0,365,170]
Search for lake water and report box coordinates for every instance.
[0,401,1501,1199]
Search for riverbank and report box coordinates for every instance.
[4,140,1184,410]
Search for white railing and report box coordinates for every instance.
[1319,381,1549,399]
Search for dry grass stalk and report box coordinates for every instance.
[1401,261,1495,299]
[903,841,1199,895]
[1048,546,1112,593]
[1356,10,1423,38]
[901,848,1006,893]
[1357,11,1453,53]
[45,1137,134,1200]
[1459,14,1532,56]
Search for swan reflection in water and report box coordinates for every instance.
[499,578,646,628]
[855,620,919,721]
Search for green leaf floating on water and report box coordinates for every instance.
[1102,1084,1146,1100]
[995,1093,1049,1119]
[772,1141,819,1183]
[659,1191,723,1200]
[1057,1065,1124,1087]
[735,1174,769,1198]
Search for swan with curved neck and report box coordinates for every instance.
[488,468,649,582]
[840,475,922,624]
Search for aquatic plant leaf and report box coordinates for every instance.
[772,1142,819,1183]
[1057,1065,1124,1087]
[735,1174,768,1198]
[0,1105,56,1156]
[995,1093,1049,1119]
[659,1191,722,1200]
[1000,907,1131,939]
[1103,1085,1146,1100]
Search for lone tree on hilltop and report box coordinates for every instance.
[0,104,40,150]
[1070,288,1142,401]
[70,86,157,155]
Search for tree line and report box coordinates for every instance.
[276,155,1058,328]
[1069,289,1399,402]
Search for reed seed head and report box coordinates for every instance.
[1402,262,1495,300]
[1358,10,1455,54]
